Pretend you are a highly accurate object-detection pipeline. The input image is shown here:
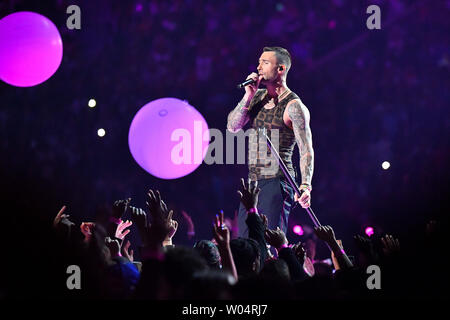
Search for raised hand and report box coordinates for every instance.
[167,219,178,240]
[264,227,288,251]
[115,220,133,240]
[260,213,269,230]
[53,205,75,228]
[122,239,134,262]
[292,241,306,263]
[237,178,261,211]
[112,198,131,220]
[213,211,230,248]
[130,206,148,244]
[314,225,337,244]
[80,222,96,243]
[146,190,172,223]
[105,237,120,258]
[381,234,400,256]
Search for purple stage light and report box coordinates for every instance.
[128,98,210,180]
[0,12,63,87]
[135,4,143,12]
[365,227,374,237]
[293,225,304,236]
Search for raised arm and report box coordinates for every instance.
[226,95,252,133]
[227,73,262,133]
[287,100,314,188]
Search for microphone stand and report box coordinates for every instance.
[259,128,323,228]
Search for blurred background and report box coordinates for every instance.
[0,0,448,264]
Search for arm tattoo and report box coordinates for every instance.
[227,96,253,132]
[288,100,314,186]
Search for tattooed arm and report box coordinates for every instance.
[226,94,253,133]
[287,100,314,188]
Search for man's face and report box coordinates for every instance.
[257,51,279,84]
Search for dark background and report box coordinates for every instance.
[0,0,448,282]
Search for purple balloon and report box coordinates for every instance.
[0,11,63,87]
[129,98,210,180]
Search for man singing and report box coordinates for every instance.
[227,47,314,237]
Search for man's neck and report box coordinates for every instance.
[265,79,289,100]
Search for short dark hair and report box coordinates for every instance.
[263,46,292,72]
[230,238,261,277]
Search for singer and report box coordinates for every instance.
[227,47,314,237]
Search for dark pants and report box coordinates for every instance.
[238,177,295,238]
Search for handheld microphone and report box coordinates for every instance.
[237,78,256,89]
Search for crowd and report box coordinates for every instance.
[42,179,446,300]
[0,0,448,300]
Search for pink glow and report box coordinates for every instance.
[128,98,209,180]
[365,227,374,237]
[293,225,304,236]
[328,20,336,29]
[0,12,63,87]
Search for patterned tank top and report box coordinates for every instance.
[247,89,299,181]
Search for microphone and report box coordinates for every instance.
[237,78,256,89]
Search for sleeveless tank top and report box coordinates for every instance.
[247,89,299,181]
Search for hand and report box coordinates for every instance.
[130,206,147,230]
[314,225,337,244]
[80,222,95,242]
[112,198,131,219]
[381,234,400,256]
[166,219,178,241]
[260,214,269,230]
[115,220,133,240]
[292,241,306,263]
[53,205,75,228]
[294,189,311,208]
[146,190,172,223]
[122,239,134,262]
[105,237,120,258]
[244,72,263,97]
[213,211,230,248]
[237,178,261,211]
[264,227,288,251]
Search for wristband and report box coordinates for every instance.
[300,185,312,193]
[247,207,258,214]
[109,217,122,224]
[278,243,289,250]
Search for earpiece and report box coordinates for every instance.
[279,65,284,71]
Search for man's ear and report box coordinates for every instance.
[279,65,285,71]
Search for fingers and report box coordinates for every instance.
[123,240,131,251]
[57,205,66,217]
[237,190,243,199]
[240,178,246,191]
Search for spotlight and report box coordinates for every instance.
[88,99,96,108]
[365,227,374,237]
[382,161,390,170]
[97,128,106,137]
[293,225,304,236]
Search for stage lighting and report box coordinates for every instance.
[365,227,374,237]
[88,99,96,108]
[382,161,390,170]
[293,225,304,236]
[97,128,106,137]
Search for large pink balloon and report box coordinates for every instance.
[129,98,210,180]
[0,11,63,87]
